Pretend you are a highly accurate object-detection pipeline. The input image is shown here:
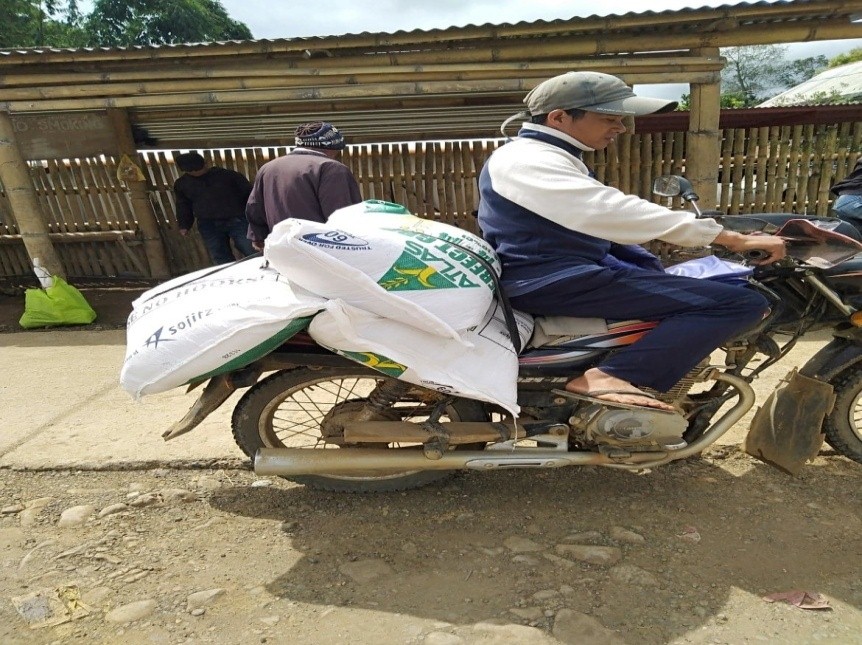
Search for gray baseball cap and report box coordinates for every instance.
[524,71,677,116]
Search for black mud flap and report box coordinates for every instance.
[743,369,835,475]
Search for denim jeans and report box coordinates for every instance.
[197,217,256,265]
[834,194,862,227]
[510,268,769,392]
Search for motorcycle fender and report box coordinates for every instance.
[743,368,834,475]
[798,335,862,382]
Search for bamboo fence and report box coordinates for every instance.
[716,121,862,215]
[0,115,859,281]
[0,154,150,280]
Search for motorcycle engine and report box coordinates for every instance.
[572,404,689,450]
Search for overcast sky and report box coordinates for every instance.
[228,0,731,37]
[219,0,860,57]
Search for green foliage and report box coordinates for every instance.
[721,45,783,106]
[0,0,252,49]
[0,1,36,48]
[676,91,757,111]
[0,0,88,49]
[719,92,749,109]
[829,47,862,68]
[0,1,87,48]
[85,0,252,47]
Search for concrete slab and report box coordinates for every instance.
[0,330,243,469]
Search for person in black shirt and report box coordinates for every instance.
[832,157,862,231]
[173,152,256,265]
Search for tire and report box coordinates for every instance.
[231,367,488,492]
[823,369,862,464]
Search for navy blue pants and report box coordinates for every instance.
[197,217,256,265]
[511,269,769,392]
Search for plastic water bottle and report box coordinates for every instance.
[33,258,54,289]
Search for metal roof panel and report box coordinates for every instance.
[0,0,852,58]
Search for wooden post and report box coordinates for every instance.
[107,108,170,278]
[0,110,65,278]
[687,48,722,210]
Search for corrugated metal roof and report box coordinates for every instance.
[0,0,854,59]
[0,0,858,147]
[134,104,522,148]
[759,60,862,105]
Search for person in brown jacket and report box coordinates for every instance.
[245,121,362,250]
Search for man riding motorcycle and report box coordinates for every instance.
[478,71,787,410]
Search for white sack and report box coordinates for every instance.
[265,200,500,336]
[120,259,326,398]
[309,298,534,417]
[327,201,500,282]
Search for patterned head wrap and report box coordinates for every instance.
[294,122,345,150]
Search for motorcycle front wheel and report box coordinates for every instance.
[823,369,862,464]
[231,367,488,492]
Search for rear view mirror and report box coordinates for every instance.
[653,175,699,202]
[653,175,685,197]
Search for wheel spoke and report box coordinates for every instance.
[822,374,862,464]
[850,389,862,440]
[233,369,486,487]
[275,377,431,450]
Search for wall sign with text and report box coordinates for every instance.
[10,111,119,160]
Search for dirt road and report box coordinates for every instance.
[1,452,860,645]
[0,288,860,644]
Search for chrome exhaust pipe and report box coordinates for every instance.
[254,447,667,476]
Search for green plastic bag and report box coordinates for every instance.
[19,277,97,329]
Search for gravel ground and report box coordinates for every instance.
[1,448,860,645]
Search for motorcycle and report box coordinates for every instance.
[164,175,862,492]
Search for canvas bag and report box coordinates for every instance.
[309,298,534,416]
[265,200,501,337]
[120,259,326,398]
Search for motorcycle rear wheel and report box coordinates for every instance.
[823,370,862,464]
[231,367,488,492]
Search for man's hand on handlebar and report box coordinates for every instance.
[712,230,787,265]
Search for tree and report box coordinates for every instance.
[39,0,91,47]
[829,47,862,68]
[0,1,36,48]
[674,45,829,110]
[676,92,747,111]
[720,45,827,107]
[84,0,252,47]
[0,0,252,49]
[777,55,829,87]
[0,1,86,48]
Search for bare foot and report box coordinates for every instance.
[566,368,675,411]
